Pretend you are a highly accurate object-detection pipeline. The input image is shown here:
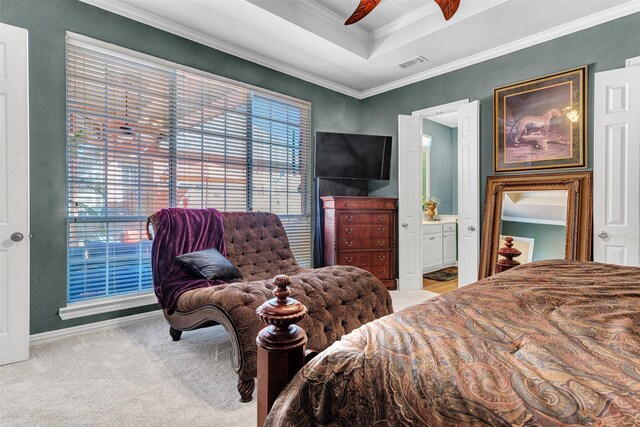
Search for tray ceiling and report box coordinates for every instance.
[81,0,640,98]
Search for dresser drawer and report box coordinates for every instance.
[339,238,391,250]
[369,265,391,280]
[333,198,396,210]
[443,223,456,232]
[339,224,391,238]
[372,251,391,266]
[340,213,390,225]
[337,252,370,267]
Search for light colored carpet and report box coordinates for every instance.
[1,290,437,427]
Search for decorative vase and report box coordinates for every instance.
[425,202,437,221]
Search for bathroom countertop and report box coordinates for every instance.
[422,217,457,225]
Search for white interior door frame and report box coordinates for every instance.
[0,23,30,365]
[407,99,479,286]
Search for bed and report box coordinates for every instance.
[264,260,640,426]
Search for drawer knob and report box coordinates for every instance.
[346,215,353,222]
[345,256,353,262]
[345,228,353,234]
[344,202,349,207]
[377,228,385,233]
[378,255,385,261]
[345,241,353,247]
[377,240,385,246]
[379,216,385,221]
[383,203,388,207]
[429,237,435,240]
[377,269,385,274]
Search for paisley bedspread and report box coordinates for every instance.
[265,260,640,426]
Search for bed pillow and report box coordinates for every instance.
[176,248,243,281]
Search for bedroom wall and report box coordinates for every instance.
[501,221,566,261]
[0,0,362,334]
[364,11,640,218]
[421,119,456,215]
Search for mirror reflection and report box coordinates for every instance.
[499,190,568,265]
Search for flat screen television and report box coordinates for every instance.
[314,132,392,180]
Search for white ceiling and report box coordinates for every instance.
[81,0,640,99]
[425,111,458,128]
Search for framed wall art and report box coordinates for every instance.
[494,66,587,173]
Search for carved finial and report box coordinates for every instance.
[496,236,522,273]
[256,275,307,336]
[255,275,309,425]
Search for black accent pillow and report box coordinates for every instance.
[176,248,242,281]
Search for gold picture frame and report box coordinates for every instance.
[494,66,587,173]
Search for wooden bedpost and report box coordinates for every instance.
[496,236,522,273]
[255,275,308,427]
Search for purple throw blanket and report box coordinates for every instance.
[151,208,226,314]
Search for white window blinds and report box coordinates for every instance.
[66,34,311,304]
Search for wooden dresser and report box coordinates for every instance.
[321,196,397,290]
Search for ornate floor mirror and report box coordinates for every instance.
[479,171,592,278]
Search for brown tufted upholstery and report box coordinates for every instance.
[153,211,393,401]
[221,212,304,281]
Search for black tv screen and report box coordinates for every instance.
[314,132,392,180]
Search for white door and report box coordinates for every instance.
[593,67,640,266]
[457,101,479,286]
[397,115,422,290]
[0,24,30,365]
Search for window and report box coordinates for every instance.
[66,33,311,305]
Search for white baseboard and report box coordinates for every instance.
[30,310,163,344]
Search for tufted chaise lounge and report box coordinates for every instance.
[147,211,393,402]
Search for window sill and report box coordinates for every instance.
[58,292,158,320]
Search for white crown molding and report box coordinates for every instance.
[80,0,640,100]
[30,310,163,344]
[502,216,566,227]
[370,2,440,41]
[79,0,361,98]
[290,0,369,42]
[360,0,640,98]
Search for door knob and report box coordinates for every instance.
[597,231,608,239]
[401,223,408,228]
[10,232,24,242]
[467,225,476,232]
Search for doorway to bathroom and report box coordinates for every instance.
[397,100,479,291]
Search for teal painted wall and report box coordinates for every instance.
[5,0,640,334]
[0,0,362,334]
[365,11,640,211]
[421,119,456,214]
[501,221,566,261]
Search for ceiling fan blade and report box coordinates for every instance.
[434,0,461,21]
[345,0,382,25]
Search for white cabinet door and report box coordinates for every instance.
[443,232,457,264]
[593,67,640,266]
[422,233,443,271]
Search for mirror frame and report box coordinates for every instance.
[479,171,592,278]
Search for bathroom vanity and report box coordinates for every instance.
[422,218,457,273]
